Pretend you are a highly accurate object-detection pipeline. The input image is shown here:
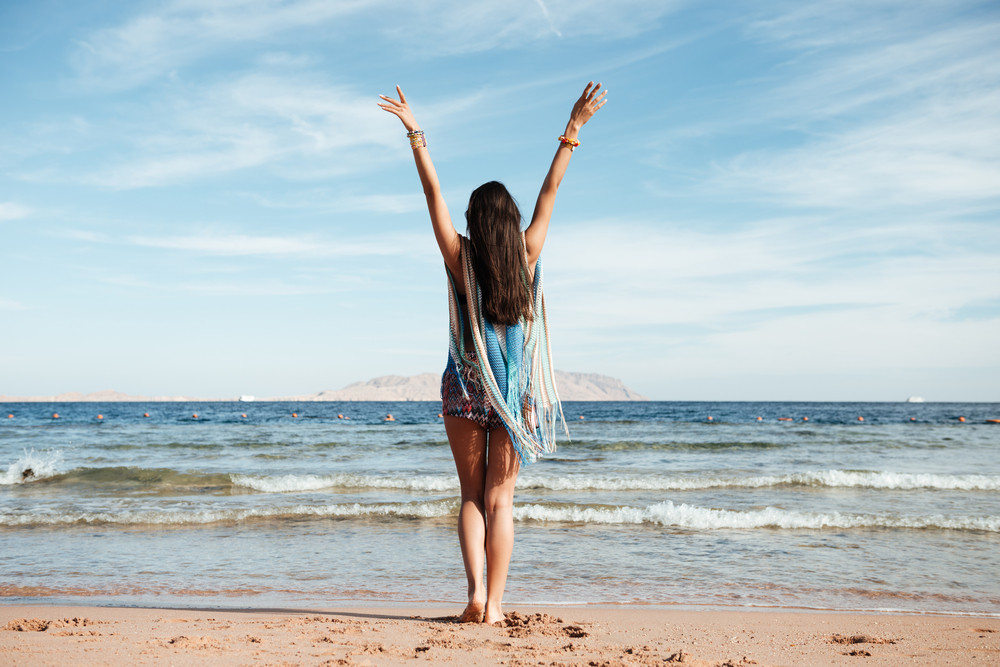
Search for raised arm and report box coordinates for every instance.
[378,86,461,276]
[524,82,608,265]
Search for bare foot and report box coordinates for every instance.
[484,607,505,626]
[458,601,484,623]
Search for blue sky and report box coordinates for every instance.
[1,0,998,401]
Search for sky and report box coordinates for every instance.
[1,0,998,401]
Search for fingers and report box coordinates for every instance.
[378,104,403,118]
[397,85,407,104]
[592,88,607,109]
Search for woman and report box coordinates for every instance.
[378,82,606,625]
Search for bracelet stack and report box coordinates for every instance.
[558,135,580,151]
[407,130,426,149]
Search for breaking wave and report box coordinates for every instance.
[2,498,996,532]
[230,472,456,493]
[513,501,1000,531]
[518,470,1000,492]
[1,449,63,485]
[8,463,998,493]
[0,499,457,527]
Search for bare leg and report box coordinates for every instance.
[444,416,487,622]
[483,426,521,625]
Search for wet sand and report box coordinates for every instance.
[1,604,998,666]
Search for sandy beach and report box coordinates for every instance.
[1,604,998,666]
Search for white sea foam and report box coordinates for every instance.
[229,469,1000,494]
[4,498,997,532]
[230,473,457,493]
[513,501,1000,532]
[517,470,1000,492]
[0,500,457,527]
[1,449,63,485]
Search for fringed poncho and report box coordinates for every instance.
[446,235,568,465]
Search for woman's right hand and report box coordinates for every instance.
[565,81,607,136]
[378,85,420,133]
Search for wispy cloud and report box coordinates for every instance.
[70,0,376,89]
[175,280,351,296]
[0,297,28,310]
[70,0,686,88]
[534,0,563,38]
[0,202,30,221]
[380,0,685,56]
[128,231,432,258]
[78,73,392,188]
[543,216,1000,376]
[670,5,1000,210]
[240,190,426,215]
[714,99,1000,208]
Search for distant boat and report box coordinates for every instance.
[238,395,256,402]
[905,396,925,403]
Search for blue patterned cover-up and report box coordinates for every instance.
[445,234,568,465]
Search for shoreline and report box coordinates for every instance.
[6,598,1000,617]
[2,603,998,666]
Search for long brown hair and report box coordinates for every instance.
[465,181,532,326]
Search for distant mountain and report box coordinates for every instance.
[273,371,647,402]
[1,371,646,402]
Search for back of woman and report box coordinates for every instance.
[378,81,606,625]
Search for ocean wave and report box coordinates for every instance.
[10,463,997,494]
[1,449,63,485]
[581,440,787,451]
[0,499,457,527]
[518,470,1000,492]
[513,501,1000,532]
[231,473,456,493]
[232,469,1000,494]
[2,498,996,532]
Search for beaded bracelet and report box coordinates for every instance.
[407,130,426,149]
[558,135,580,151]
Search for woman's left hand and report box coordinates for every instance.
[378,86,420,133]
[566,81,607,134]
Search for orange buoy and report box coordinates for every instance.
[756,416,762,421]
[437,413,443,418]
[909,417,916,421]
[958,416,966,422]
[579,415,585,420]
[384,414,395,422]
[292,412,298,418]
[192,414,199,419]
[97,414,103,420]
[143,412,150,418]
[778,417,792,422]
[6,414,12,419]
[802,416,809,421]
[706,416,713,421]
[337,414,344,419]
[52,413,59,419]
[986,419,1000,424]
[857,416,864,421]
[241,413,247,418]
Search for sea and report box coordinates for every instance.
[2,400,999,615]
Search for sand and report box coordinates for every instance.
[1,605,998,666]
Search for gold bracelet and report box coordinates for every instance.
[558,135,580,151]
[407,130,426,149]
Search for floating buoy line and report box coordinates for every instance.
[0,410,995,424]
